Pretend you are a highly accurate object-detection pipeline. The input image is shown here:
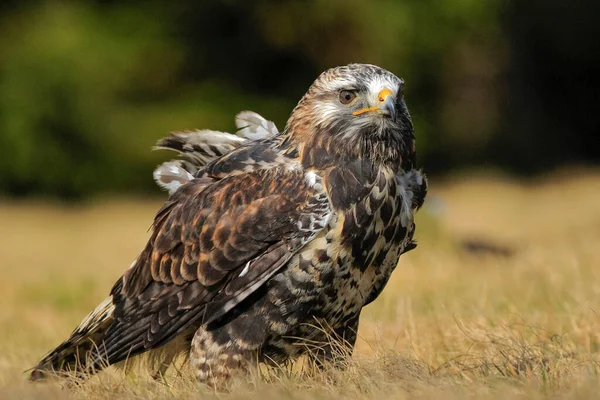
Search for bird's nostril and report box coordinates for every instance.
[377,88,394,104]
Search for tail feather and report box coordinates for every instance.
[154,130,246,166]
[235,110,278,140]
[153,130,247,195]
[90,318,151,366]
[152,111,279,195]
[153,161,196,195]
[30,296,115,381]
[30,295,193,381]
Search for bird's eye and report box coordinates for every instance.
[339,90,357,105]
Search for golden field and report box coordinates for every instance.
[1,169,599,399]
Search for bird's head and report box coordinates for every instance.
[284,64,416,170]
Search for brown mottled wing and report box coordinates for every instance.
[95,167,330,365]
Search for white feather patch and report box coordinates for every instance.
[170,130,246,146]
[305,171,317,187]
[153,161,194,195]
[235,111,278,140]
[239,261,251,278]
[74,296,115,335]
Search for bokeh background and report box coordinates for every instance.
[0,0,598,198]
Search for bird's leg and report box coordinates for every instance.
[190,326,256,389]
[307,312,360,370]
[150,351,176,382]
[148,333,192,383]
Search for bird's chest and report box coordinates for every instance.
[316,168,417,318]
[263,168,423,356]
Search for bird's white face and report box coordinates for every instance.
[309,64,405,138]
[287,64,415,168]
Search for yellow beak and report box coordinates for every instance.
[352,88,396,122]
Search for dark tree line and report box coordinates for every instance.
[0,1,597,197]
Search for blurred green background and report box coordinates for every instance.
[0,0,597,198]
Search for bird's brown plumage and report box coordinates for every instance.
[31,64,427,385]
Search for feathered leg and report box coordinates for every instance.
[190,326,258,388]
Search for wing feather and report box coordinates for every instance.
[95,166,330,366]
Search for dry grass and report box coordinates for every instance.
[1,168,600,399]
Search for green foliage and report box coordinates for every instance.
[0,1,543,197]
[0,3,180,196]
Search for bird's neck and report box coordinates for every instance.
[279,125,416,173]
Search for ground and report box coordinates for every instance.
[1,168,599,399]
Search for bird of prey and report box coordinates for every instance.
[30,64,427,386]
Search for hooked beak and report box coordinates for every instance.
[352,88,397,122]
[378,91,397,123]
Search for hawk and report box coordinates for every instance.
[30,64,427,385]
